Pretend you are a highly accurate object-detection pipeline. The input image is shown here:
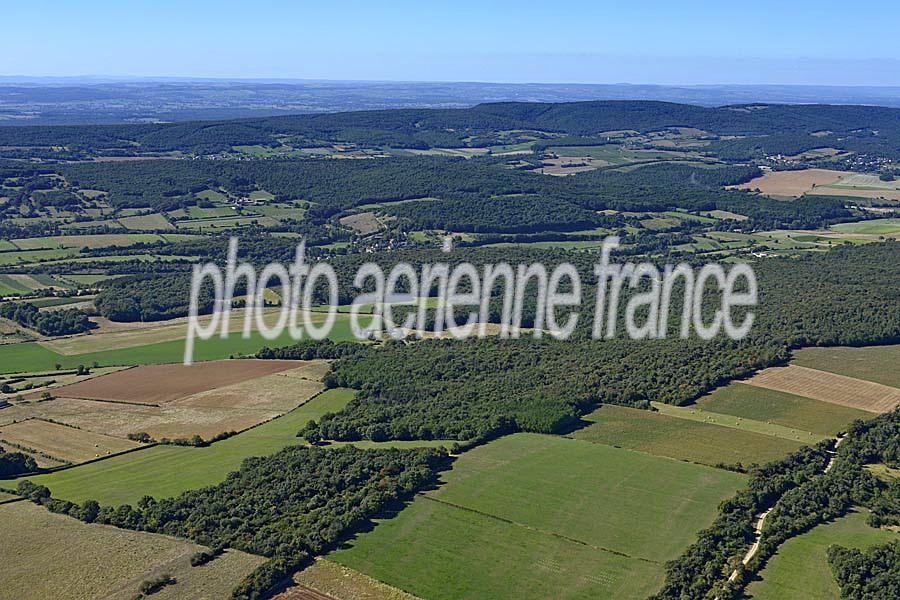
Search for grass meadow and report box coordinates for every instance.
[792,344,900,389]
[332,433,744,599]
[693,382,872,436]
[745,510,897,600]
[573,405,803,468]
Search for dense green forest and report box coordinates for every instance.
[3,101,900,158]
[828,541,900,599]
[281,242,900,443]
[0,449,37,477]
[0,302,95,336]
[47,156,851,231]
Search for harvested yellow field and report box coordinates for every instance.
[732,168,845,197]
[289,558,422,600]
[744,365,900,413]
[0,418,142,463]
[0,501,264,600]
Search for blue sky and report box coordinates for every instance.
[4,0,899,85]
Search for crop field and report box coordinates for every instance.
[702,209,749,220]
[41,306,305,354]
[572,404,802,468]
[792,344,900,388]
[0,248,76,266]
[14,388,353,503]
[830,217,900,236]
[731,168,845,197]
[745,365,900,413]
[175,215,281,229]
[548,144,691,165]
[333,496,664,600]
[0,418,142,464]
[0,274,33,294]
[428,434,744,562]
[6,362,327,441]
[49,359,302,404]
[8,233,170,250]
[291,559,420,600]
[745,510,897,600]
[332,433,743,599]
[693,381,872,435]
[830,173,900,190]
[117,212,174,230]
[0,500,264,600]
[813,186,900,201]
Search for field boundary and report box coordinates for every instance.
[421,492,661,564]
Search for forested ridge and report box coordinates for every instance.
[3,100,900,155]
[51,156,850,231]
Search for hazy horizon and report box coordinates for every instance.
[4,1,899,86]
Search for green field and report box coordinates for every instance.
[430,433,744,562]
[745,510,898,600]
[651,401,825,443]
[331,433,743,599]
[116,213,174,230]
[830,218,900,235]
[693,382,871,436]
[0,274,32,295]
[792,344,900,389]
[175,215,280,229]
[483,239,608,250]
[332,496,664,600]
[573,405,803,468]
[0,316,360,374]
[249,190,275,200]
[0,248,76,266]
[15,389,449,505]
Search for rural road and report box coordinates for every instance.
[724,434,844,586]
